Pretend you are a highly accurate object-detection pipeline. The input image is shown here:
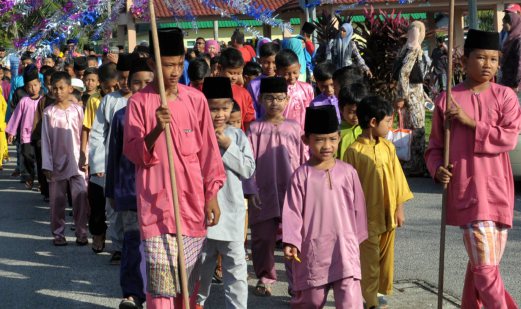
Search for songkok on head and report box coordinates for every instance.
[302,22,316,35]
[149,27,185,57]
[23,64,39,84]
[202,77,233,99]
[260,77,287,94]
[129,57,153,78]
[304,105,339,135]
[74,57,88,71]
[464,29,500,51]
[116,53,134,71]
[67,39,78,45]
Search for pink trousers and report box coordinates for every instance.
[251,218,278,285]
[49,175,89,240]
[291,277,363,309]
[145,283,199,309]
[461,221,518,309]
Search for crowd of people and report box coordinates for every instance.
[0,12,520,309]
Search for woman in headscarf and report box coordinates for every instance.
[204,40,221,58]
[500,12,521,99]
[329,22,372,77]
[282,37,308,82]
[396,20,432,176]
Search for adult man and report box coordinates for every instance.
[300,21,316,55]
[123,27,225,309]
[231,29,256,63]
[430,37,448,91]
[195,37,206,54]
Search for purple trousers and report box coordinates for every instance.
[251,218,278,284]
[291,277,363,309]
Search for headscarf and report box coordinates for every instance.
[502,12,521,58]
[332,22,354,69]
[400,21,426,60]
[204,40,220,58]
[282,37,306,78]
[256,37,273,56]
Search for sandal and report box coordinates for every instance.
[254,282,272,297]
[76,237,88,246]
[91,234,106,254]
[24,179,33,190]
[213,265,223,283]
[53,238,67,246]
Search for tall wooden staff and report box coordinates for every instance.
[438,0,456,307]
[148,0,191,306]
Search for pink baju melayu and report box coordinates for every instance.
[245,119,305,286]
[284,81,314,131]
[6,96,40,144]
[425,82,521,308]
[41,103,89,241]
[283,161,367,307]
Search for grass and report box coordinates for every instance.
[393,110,433,142]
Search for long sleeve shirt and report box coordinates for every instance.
[338,121,362,160]
[207,126,256,242]
[6,96,41,144]
[283,161,368,291]
[344,137,413,236]
[284,81,314,131]
[123,84,226,239]
[41,104,84,181]
[246,74,268,119]
[310,93,341,124]
[232,84,256,131]
[425,83,521,227]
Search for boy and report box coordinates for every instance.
[425,29,521,308]
[123,27,225,309]
[87,55,99,68]
[105,56,153,309]
[337,83,367,160]
[197,77,255,309]
[243,61,262,88]
[332,65,365,98]
[218,48,256,131]
[41,71,89,246]
[275,49,314,130]
[247,42,279,118]
[283,105,367,308]
[344,95,413,309]
[310,61,341,123]
[187,58,210,91]
[228,101,242,129]
[6,66,42,189]
[82,67,100,107]
[73,57,88,80]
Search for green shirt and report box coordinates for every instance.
[338,121,362,160]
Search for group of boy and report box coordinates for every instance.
[2,22,520,309]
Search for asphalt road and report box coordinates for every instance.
[1,149,520,308]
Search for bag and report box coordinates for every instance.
[386,109,412,161]
[392,51,425,84]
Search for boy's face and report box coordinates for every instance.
[52,79,73,102]
[83,73,100,93]
[372,115,393,138]
[208,98,233,129]
[101,79,118,95]
[228,111,242,129]
[3,69,11,79]
[129,71,154,94]
[25,79,41,97]
[277,63,300,86]
[21,59,33,68]
[66,66,75,78]
[259,55,276,77]
[43,57,55,67]
[303,132,340,162]
[463,49,499,84]
[342,104,358,126]
[317,79,335,97]
[152,56,184,89]
[117,70,130,94]
[220,66,243,85]
[261,92,288,117]
[87,59,98,68]
[44,75,52,91]
[333,80,342,98]
[74,69,85,80]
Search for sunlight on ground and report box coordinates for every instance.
[0,269,29,279]
[0,258,68,268]
[36,289,118,308]
[0,230,51,240]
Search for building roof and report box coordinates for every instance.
[154,0,292,18]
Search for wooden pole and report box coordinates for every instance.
[438,0,455,308]
[148,0,191,307]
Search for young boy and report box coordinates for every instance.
[245,77,306,297]
[344,95,413,309]
[87,55,99,68]
[310,61,341,124]
[243,61,262,88]
[82,67,99,107]
[228,101,242,129]
[283,105,367,308]
[196,77,255,309]
[425,29,521,308]
[218,48,255,131]
[73,56,88,80]
[332,65,365,98]
[6,66,42,189]
[337,83,367,160]
[275,49,314,130]
[41,71,89,246]
[105,56,153,309]
[188,58,210,91]
[247,42,279,118]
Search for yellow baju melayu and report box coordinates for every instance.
[344,136,413,308]
[83,93,102,129]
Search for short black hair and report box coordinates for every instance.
[231,101,241,113]
[210,55,220,67]
[259,42,279,58]
[231,29,245,44]
[87,55,98,63]
[83,67,99,78]
[43,67,56,79]
[313,61,336,82]
[357,95,393,129]
[98,62,118,83]
[219,48,244,69]
[333,65,364,83]
[188,58,210,81]
[39,65,53,75]
[21,52,34,62]
[338,83,369,110]
[275,49,299,68]
[51,71,72,85]
[199,53,211,63]
[72,89,82,101]
[243,61,262,76]
[436,37,444,44]
[196,37,205,42]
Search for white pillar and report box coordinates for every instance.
[213,20,219,40]
[454,8,465,49]
[493,2,505,33]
